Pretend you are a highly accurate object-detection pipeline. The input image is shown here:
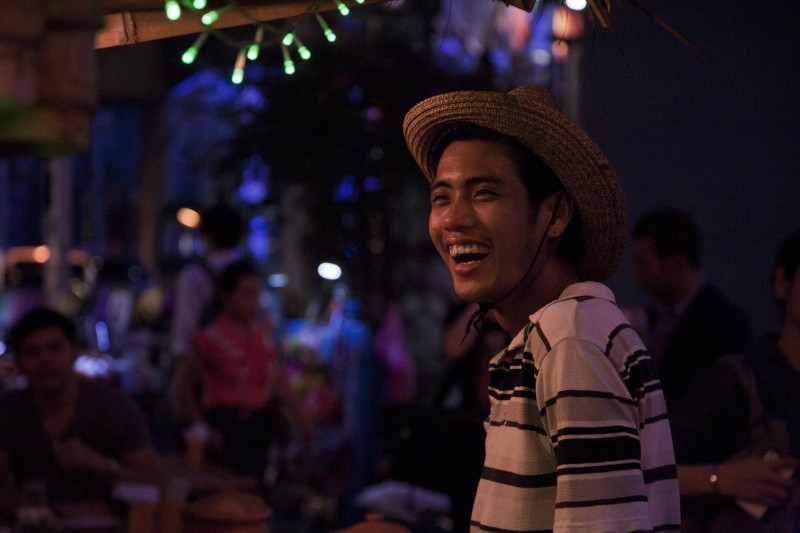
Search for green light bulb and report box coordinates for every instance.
[181,32,208,64]
[298,45,311,60]
[165,0,181,21]
[294,36,311,60]
[201,10,219,25]
[231,67,244,84]
[192,0,206,9]
[247,44,260,61]
[316,14,337,43]
[282,33,295,46]
[281,45,296,75]
[182,47,198,64]
[335,0,350,16]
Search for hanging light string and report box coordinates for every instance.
[166,0,366,82]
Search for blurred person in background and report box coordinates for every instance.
[169,202,245,364]
[175,259,288,486]
[631,207,752,408]
[671,227,800,532]
[0,307,162,518]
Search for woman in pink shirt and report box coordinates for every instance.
[177,259,285,482]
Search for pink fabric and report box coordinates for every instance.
[373,302,417,404]
[192,313,278,409]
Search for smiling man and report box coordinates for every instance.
[404,86,681,532]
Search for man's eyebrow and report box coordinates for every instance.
[430,175,503,191]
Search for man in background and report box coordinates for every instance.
[0,308,161,517]
[632,207,752,408]
[169,203,245,363]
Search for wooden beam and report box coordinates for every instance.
[95,0,386,49]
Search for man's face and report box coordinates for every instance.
[222,274,262,321]
[15,326,77,393]
[633,237,670,299]
[429,139,541,304]
[776,265,800,328]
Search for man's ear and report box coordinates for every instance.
[544,191,574,238]
[774,265,789,300]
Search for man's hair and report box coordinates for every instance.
[774,227,800,319]
[633,208,702,268]
[200,203,245,250]
[431,123,582,266]
[6,307,78,353]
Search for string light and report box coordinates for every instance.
[294,35,311,60]
[201,10,220,25]
[231,48,247,84]
[164,0,181,21]
[181,31,209,64]
[201,4,234,26]
[316,14,336,42]
[247,27,264,60]
[334,0,350,16]
[164,0,371,77]
[281,45,296,75]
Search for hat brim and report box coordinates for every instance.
[403,85,626,282]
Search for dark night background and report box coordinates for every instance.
[577,0,800,335]
[1,0,799,366]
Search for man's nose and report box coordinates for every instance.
[443,197,475,229]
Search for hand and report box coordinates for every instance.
[52,438,106,475]
[718,455,798,507]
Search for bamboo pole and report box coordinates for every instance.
[95,0,386,49]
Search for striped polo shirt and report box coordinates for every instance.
[471,281,681,532]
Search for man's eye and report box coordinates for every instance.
[475,188,497,198]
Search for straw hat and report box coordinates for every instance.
[402,85,626,282]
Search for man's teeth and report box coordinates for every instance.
[449,244,490,263]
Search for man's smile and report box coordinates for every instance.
[449,243,490,264]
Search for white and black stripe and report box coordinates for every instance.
[471,282,681,532]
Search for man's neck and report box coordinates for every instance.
[33,376,78,411]
[662,270,702,309]
[33,376,79,439]
[493,259,578,336]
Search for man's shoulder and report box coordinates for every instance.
[0,388,29,415]
[689,284,749,323]
[533,282,630,349]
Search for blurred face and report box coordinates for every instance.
[429,139,542,304]
[222,274,262,321]
[15,326,77,394]
[775,265,800,328]
[633,237,671,299]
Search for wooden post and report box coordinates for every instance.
[44,156,73,308]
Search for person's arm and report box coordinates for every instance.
[678,456,798,507]
[170,266,212,357]
[0,450,19,516]
[51,438,163,485]
[539,336,665,530]
[174,347,206,426]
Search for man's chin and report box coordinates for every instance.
[453,285,493,304]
